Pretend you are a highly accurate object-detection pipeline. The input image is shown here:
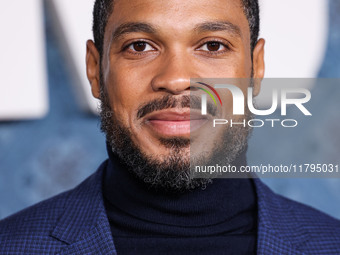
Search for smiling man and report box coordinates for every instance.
[1,0,340,254]
[90,0,263,193]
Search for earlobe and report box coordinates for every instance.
[86,40,101,99]
[252,39,265,96]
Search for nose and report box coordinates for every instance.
[151,52,195,95]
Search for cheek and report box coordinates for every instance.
[225,53,251,77]
[197,54,251,78]
[105,67,144,127]
[104,59,160,131]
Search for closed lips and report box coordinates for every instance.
[145,110,208,136]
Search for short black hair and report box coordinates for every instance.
[241,0,260,51]
[92,0,259,57]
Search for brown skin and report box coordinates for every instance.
[86,0,265,161]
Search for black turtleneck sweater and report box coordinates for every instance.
[103,147,257,254]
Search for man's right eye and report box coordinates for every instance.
[126,41,154,52]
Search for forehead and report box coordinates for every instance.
[105,0,249,38]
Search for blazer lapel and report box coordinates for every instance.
[257,230,306,255]
[57,213,116,255]
[254,179,308,255]
[50,161,117,254]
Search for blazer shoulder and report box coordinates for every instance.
[280,194,340,229]
[0,189,71,243]
[273,192,340,253]
[255,180,340,253]
[256,179,340,233]
[0,164,107,253]
[0,188,80,255]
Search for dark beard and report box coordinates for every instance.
[99,76,253,193]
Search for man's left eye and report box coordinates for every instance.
[198,41,228,52]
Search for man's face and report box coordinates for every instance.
[87,0,265,190]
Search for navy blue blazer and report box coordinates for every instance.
[1,160,340,254]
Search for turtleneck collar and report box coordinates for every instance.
[103,143,257,236]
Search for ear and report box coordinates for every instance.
[252,38,265,96]
[86,40,101,99]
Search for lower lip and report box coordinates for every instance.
[147,119,207,136]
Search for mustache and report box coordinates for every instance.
[137,95,217,119]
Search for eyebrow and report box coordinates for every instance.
[110,20,242,43]
[194,21,242,37]
[111,22,157,41]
